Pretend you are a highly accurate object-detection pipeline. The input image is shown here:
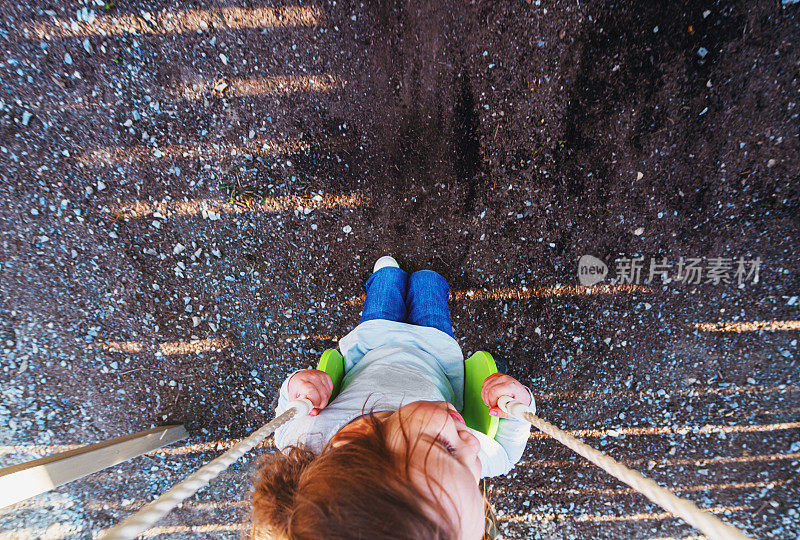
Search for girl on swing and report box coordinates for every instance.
[252,257,534,539]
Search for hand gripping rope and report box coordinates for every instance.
[496,396,751,540]
[100,398,313,540]
[102,396,751,540]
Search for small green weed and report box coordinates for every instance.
[219,179,266,207]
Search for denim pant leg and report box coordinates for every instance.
[405,270,455,338]
[360,267,409,324]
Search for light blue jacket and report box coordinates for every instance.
[274,320,532,477]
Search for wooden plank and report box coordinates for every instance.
[0,425,188,508]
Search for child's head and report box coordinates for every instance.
[252,400,484,539]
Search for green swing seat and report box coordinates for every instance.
[316,349,500,438]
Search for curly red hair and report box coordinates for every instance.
[251,413,458,539]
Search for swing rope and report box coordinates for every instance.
[497,396,751,540]
[102,395,751,540]
[100,398,312,540]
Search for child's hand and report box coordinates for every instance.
[481,373,532,419]
[287,369,334,416]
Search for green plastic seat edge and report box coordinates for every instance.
[316,348,345,400]
[463,351,499,438]
[316,348,498,438]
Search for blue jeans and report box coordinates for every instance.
[360,268,455,338]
